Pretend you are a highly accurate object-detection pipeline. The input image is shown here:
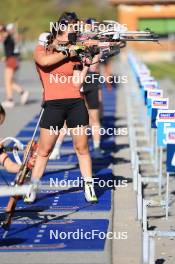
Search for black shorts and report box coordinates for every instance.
[84,89,99,110]
[40,98,89,130]
[83,72,100,93]
[83,71,100,110]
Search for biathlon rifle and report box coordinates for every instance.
[0,108,44,236]
[53,23,159,61]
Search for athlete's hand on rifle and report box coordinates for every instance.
[82,51,93,66]
[82,46,100,66]
[88,46,100,57]
[68,45,78,57]
[49,39,77,58]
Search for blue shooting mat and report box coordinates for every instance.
[6,152,78,166]
[166,144,175,173]
[102,119,115,129]
[15,130,76,148]
[103,107,115,113]
[0,219,109,252]
[39,167,113,184]
[16,134,73,143]
[102,91,116,103]
[92,155,113,167]
[7,137,114,164]
[0,164,79,185]
[49,147,111,164]
[0,170,16,185]
[0,168,112,211]
[24,121,38,128]
[151,108,158,128]
[101,136,115,146]
[103,110,116,117]
[103,99,115,103]
[0,167,113,185]
[15,131,114,149]
[103,98,115,104]
[103,104,115,110]
[16,130,40,138]
[1,142,113,188]
[91,151,113,160]
[157,122,175,147]
[0,188,111,212]
[47,154,78,164]
[103,102,115,107]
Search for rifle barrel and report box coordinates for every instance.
[119,38,158,42]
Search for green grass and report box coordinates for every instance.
[146,62,175,82]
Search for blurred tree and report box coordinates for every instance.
[58,0,116,21]
[0,0,117,39]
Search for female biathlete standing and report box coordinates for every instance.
[49,18,104,160]
[25,12,97,203]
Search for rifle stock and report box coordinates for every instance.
[1,107,44,230]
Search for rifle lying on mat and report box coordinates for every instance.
[0,107,44,235]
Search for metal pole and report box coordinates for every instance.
[134,154,139,192]
[165,172,170,220]
[0,185,31,197]
[143,231,149,264]
[137,173,142,220]
[149,237,155,264]
[150,129,154,159]
[158,147,163,196]
[142,199,148,231]
[155,130,158,174]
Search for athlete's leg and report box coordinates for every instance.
[0,153,20,173]
[71,127,97,203]
[32,128,58,180]
[103,59,113,90]
[24,128,58,203]
[4,67,14,100]
[49,121,67,159]
[13,82,29,105]
[89,109,101,149]
[67,99,97,202]
[98,87,103,119]
[71,126,92,179]
[85,89,103,157]
[12,82,23,93]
